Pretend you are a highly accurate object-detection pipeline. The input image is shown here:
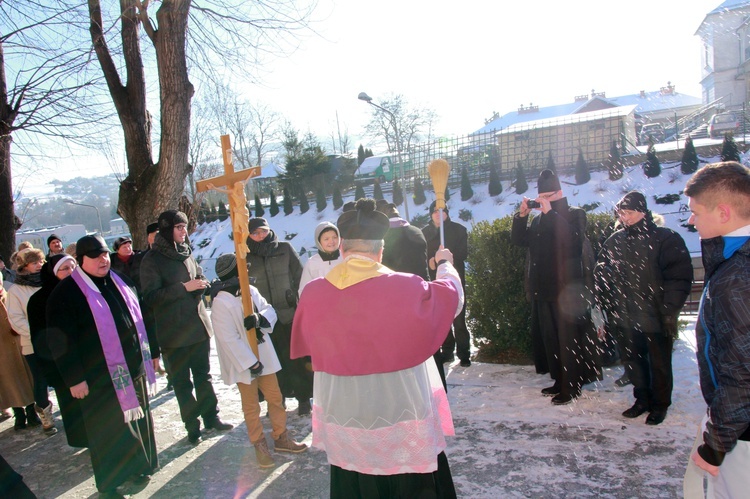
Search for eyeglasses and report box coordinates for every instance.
[57,264,76,273]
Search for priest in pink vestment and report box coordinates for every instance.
[291,197,464,498]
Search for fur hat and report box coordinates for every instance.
[47,234,62,247]
[336,198,389,240]
[616,191,649,213]
[248,217,270,233]
[15,248,45,270]
[158,210,189,240]
[215,253,239,281]
[537,169,561,194]
[112,236,132,252]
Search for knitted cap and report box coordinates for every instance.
[616,191,648,213]
[248,217,270,233]
[537,169,561,194]
[429,200,449,214]
[47,234,62,246]
[215,253,239,281]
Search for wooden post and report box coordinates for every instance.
[196,135,261,356]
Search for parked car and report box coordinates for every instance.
[707,112,741,138]
[639,123,665,145]
[355,154,414,183]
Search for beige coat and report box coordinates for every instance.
[0,292,34,409]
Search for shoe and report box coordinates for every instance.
[541,382,561,397]
[13,408,26,431]
[442,353,455,364]
[297,399,311,416]
[165,382,173,392]
[204,418,233,431]
[615,373,631,387]
[274,430,308,453]
[459,358,471,367]
[646,409,667,425]
[551,392,579,405]
[253,438,275,468]
[622,402,650,419]
[25,404,41,427]
[129,473,151,485]
[187,428,202,444]
[98,489,125,498]
[36,403,58,435]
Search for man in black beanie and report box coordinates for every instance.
[46,234,64,258]
[595,190,692,425]
[511,169,592,405]
[140,210,232,443]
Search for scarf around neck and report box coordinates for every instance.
[247,230,280,257]
[14,272,43,288]
[71,267,156,422]
[153,232,191,262]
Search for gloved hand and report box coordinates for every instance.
[244,313,270,344]
[249,361,264,378]
[661,314,678,339]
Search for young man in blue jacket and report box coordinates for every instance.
[683,161,750,498]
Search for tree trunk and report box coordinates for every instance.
[0,40,17,260]
[88,0,192,249]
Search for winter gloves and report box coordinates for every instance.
[249,361,264,378]
[244,313,271,344]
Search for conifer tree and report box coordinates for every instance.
[720,132,741,162]
[299,187,309,214]
[355,184,366,200]
[269,190,279,217]
[218,200,228,221]
[357,144,366,166]
[608,140,624,180]
[373,180,384,200]
[445,186,451,202]
[413,177,427,205]
[515,161,528,194]
[681,136,699,174]
[392,179,404,206]
[315,184,327,212]
[488,162,503,196]
[546,151,557,174]
[283,187,293,216]
[575,149,591,184]
[460,167,474,201]
[644,143,661,178]
[254,193,265,217]
[332,185,343,210]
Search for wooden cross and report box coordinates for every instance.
[196,135,262,356]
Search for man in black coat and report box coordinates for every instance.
[380,203,429,279]
[595,191,693,425]
[140,211,232,444]
[512,169,589,405]
[423,201,471,367]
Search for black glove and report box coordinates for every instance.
[249,361,264,378]
[661,314,678,339]
[244,313,270,344]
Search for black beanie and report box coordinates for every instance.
[146,222,159,235]
[616,191,648,213]
[47,234,61,247]
[157,210,189,241]
[537,169,561,194]
[429,200,449,214]
[215,253,239,281]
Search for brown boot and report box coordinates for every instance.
[253,437,275,468]
[273,430,308,453]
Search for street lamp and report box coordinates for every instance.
[64,199,103,235]
[358,91,409,220]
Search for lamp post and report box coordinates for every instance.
[358,91,409,221]
[64,200,103,234]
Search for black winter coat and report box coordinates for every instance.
[595,215,693,333]
[422,216,468,283]
[384,220,429,279]
[245,230,302,325]
[140,234,212,352]
[511,198,586,306]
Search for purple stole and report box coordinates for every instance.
[71,267,156,422]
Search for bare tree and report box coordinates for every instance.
[363,94,435,155]
[87,0,314,247]
[0,1,106,258]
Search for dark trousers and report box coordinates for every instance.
[23,353,50,409]
[269,321,313,402]
[441,302,471,362]
[530,300,550,374]
[617,327,674,410]
[161,339,219,431]
[535,300,583,397]
[330,451,456,499]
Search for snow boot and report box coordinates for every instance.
[25,404,41,427]
[13,407,26,430]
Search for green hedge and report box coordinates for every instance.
[467,211,615,360]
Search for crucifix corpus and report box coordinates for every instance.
[196,134,262,355]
